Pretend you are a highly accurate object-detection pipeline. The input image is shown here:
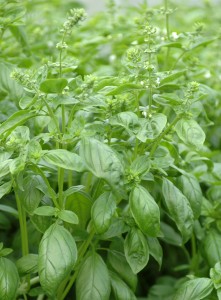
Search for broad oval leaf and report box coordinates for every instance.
[57,210,79,225]
[177,174,203,219]
[43,149,85,172]
[162,178,194,243]
[16,254,38,276]
[129,185,160,237]
[34,206,56,217]
[124,227,149,274]
[173,278,213,300]
[0,257,19,300]
[80,137,124,192]
[175,118,205,147]
[106,83,141,95]
[40,78,68,94]
[109,271,137,300]
[38,223,77,296]
[109,112,140,135]
[76,252,111,300]
[204,229,221,267]
[91,192,116,234]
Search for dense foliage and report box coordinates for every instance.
[0,0,221,299]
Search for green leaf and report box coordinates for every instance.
[80,137,124,192]
[16,254,38,276]
[0,257,19,300]
[38,223,77,296]
[65,191,92,229]
[147,237,163,268]
[108,239,137,291]
[40,78,68,93]
[0,160,12,179]
[162,178,194,243]
[99,218,129,240]
[0,110,36,137]
[160,222,182,246]
[204,229,221,267]
[0,248,13,257]
[34,206,56,217]
[173,278,213,300]
[159,70,186,85]
[175,118,205,147]
[124,227,149,274]
[137,114,167,142]
[109,112,140,135]
[130,155,150,175]
[57,210,79,225]
[109,271,137,300]
[0,181,12,199]
[129,185,160,237]
[43,149,85,172]
[177,174,203,219]
[92,192,116,234]
[0,204,18,217]
[76,252,111,300]
[210,262,221,290]
[18,175,44,214]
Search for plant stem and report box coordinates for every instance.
[165,0,170,40]
[149,114,182,157]
[14,186,30,288]
[60,228,96,300]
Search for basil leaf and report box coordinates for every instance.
[173,278,213,300]
[0,257,19,300]
[38,223,77,296]
[204,229,221,267]
[40,78,68,93]
[162,178,194,243]
[175,118,205,147]
[80,137,124,192]
[91,191,116,234]
[177,174,203,219]
[43,149,86,172]
[124,227,149,274]
[76,252,111,300]
[109,270,137,300]
[129,185,160,237]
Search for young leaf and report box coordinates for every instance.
[159,70,186,85]
[173,278,213,300]
[43,149,86,172]
[91,191,116,234]
[80,137,124,191]
[57,210,79,225]
[0,204,18,217]
[40,78,68,93]
[0,257,19,300]
[38,223,77,296]
[34,206,56,217]
[162,178,194,243]
[129,185,160,237]
[0,181,12,199]
[175,118,205,147]
[177,174,203,219]
[76,252,111,300]
[109,271,137,300]
[124,227,149,274]
[204,229,221,267]
[106,83,141,95]
[16,254,38,276]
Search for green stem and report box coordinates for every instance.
[149,114,182,158]
[165,0,170,40]
[60,228,96,300]
[14,186,30,288]
[42,97,60,135]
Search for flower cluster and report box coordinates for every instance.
[60,8,87,35]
